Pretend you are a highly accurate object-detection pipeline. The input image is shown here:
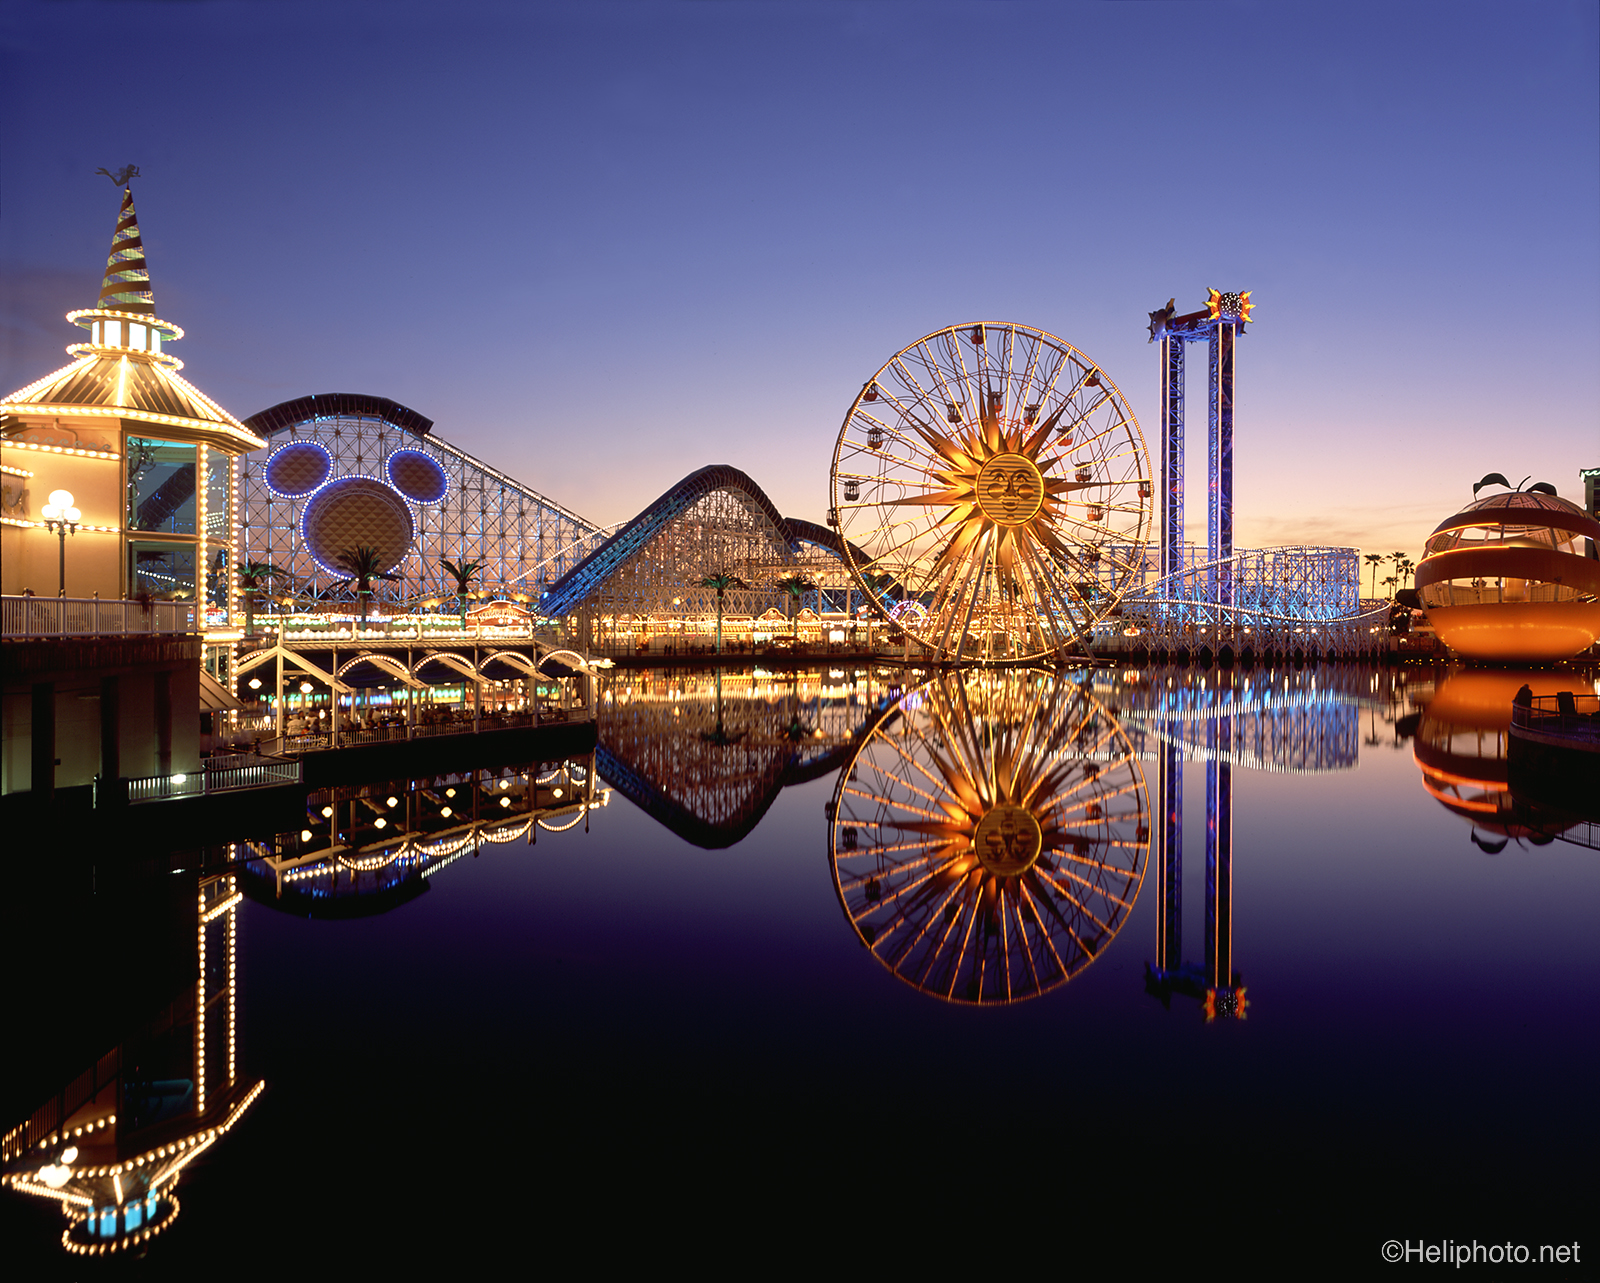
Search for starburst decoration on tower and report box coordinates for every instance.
[1206,289,1255,324]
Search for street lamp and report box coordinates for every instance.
[40,489,81,597]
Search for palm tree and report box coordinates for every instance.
[237,561,285,635]
[334,546,401,630]
[1364,553,1384,599]
[440,558,482,628]
[699,668,746,747]
[775,575,816,643]
[698,571,747,653]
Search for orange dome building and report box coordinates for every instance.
[1415,486,1600,661]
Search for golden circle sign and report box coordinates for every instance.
[975,453,1045,527]
[972,805,1043,876]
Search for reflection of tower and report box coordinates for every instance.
[1205,715,1238,1019]
[2,873,263,1257]
[1147,715,1246,1021]
[1155,741,1182,976]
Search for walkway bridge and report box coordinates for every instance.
[231,634,600,741]
[235,756,609,915]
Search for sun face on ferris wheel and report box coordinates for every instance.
[831,323,1151,663]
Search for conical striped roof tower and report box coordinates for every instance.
[0,178,265,452]
[99,186,155,315]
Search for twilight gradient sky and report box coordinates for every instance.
[2,1,1596,562]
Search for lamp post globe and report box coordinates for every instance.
[40,488,81,596]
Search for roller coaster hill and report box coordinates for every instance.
[237,397,874,660]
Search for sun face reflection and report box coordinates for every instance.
[829,669,1150,1004]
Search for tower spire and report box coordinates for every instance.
[98,187,154,315]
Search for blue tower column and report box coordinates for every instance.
[1207,322,1236,611]
[1205,714,1234,1007]
[1156,736,1183,973]
[1161,334,1185,587]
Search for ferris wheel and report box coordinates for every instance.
[830,323,1151,662]
[829,670,1149,1005]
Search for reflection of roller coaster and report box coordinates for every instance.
[1104,667,1366,774]
[595,669,902,848]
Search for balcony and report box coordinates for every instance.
[2,595,197,639]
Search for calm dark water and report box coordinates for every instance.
[4,664,1595,1274]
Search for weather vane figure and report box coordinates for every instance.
[95,164,141,187]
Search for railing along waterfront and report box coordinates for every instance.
[122,753,303,805]
[2,594,195,638]
[254,707,584,757]
[1511,692,1600,744]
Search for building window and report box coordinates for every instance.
[127,438,200,533]
[129,540,197,601]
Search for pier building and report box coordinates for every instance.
[2,184,266,800]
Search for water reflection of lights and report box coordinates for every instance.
[3,875,263,1257]
[1413,669,1588,851]
[241,759,610,911]
[1104,667,1365,775]
[830,670,1149,1005]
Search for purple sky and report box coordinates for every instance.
[3,1,1596,562]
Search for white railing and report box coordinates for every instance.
[247,618,566,643]
[2,595,195,639]
[124,753,302,805]
[252,707,585,756]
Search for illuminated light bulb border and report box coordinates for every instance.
[18,1080,262,1256]
[384,448,451,506]
[196,444,208,609]
[62,1196,181,1256]
[296,475,415,577]
[196,894,206,1116]
[4,518,121,534]
[0,461,35,478]
[0,402,265,451]
[1,356,100,405]
[262,439,335,500]
[65,308,186,342]
[0,437,119,460]
[199,890,242,924]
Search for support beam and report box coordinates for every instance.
[31,681,55,803]
[1205,717,1233,992]
[156,669,173,778]
[1208,323,1236,609]
[1156,739,1182,974]
[99,675,120,786]
[1161,334,1185,585]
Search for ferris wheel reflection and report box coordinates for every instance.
[828,669,1150,1004]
